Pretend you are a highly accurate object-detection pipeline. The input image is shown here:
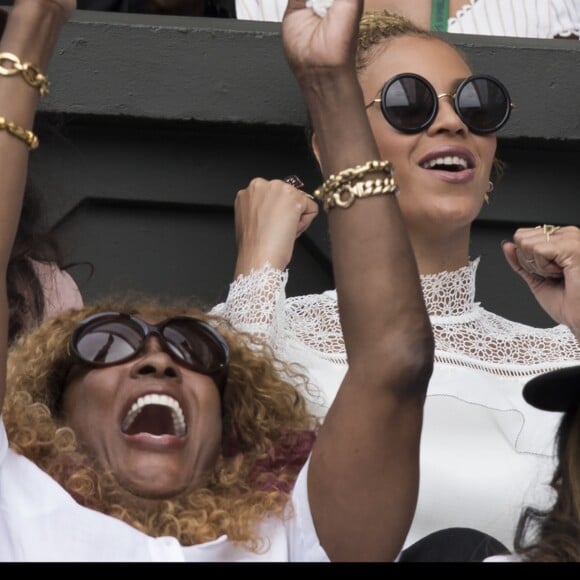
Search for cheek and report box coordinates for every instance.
[61,373,115,438]
[478,136,497,169]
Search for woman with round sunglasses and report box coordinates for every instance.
[216,8,580,555]
[1,0,435,561]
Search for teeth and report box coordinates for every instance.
[122,394,186,437]
[421,155,469,169]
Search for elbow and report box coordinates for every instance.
[392,327,434,401]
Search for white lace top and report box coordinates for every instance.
[213,258,580,550]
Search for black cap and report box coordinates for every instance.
[523,365,580,412]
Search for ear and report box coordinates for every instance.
[310,132,321,166]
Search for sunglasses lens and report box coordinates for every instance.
[162,319,228,375]
[74,317,143,365]
[382,75,436,133]
[72,314,229,386]
[457,77,511,133]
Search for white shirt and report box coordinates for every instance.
[0,418,328,562]
[234,0,580,39]
[448,0,579,39]
[235,0,287,22]
[213,259,580,550]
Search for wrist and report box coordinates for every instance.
[235,251,289,278]
[300,74,382,177]
[2,1,69,69]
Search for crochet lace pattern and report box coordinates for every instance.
[216,259,580,378]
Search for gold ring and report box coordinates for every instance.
[542,224,560,242]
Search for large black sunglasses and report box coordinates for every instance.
[70,312,230,391]
[366,73,513,135]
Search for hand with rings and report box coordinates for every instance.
[535,224,561,242]
[502,225,580,329]
[233,175,319,276]
[283,175,316,201]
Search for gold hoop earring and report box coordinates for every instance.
[484,181,494,204]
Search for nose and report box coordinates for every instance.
[427,93,468,135]
[129,336,181,379]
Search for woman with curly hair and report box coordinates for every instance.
[0,0,433,561]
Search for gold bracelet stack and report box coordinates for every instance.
[0,52,50,97]
[0,116,39,150]
[313,160,398,211]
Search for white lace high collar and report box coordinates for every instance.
[218,259,580,374]
[420,258,479,319]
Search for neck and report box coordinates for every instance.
[410,229,471,275]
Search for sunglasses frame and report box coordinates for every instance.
[369,72,513,135]
[70,312,230,390]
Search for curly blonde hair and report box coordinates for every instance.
[4,296,318,552]
[357,10,445,72]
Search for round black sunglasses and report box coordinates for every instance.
[366,73,513,135]
[70,312,230,391]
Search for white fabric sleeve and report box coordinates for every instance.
[211,264,289,350]
[286,455,329,562]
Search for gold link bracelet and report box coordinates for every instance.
[0,52,50,97]
[313,160,398,211]
[0,116,39,150]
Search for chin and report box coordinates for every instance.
[119,476,192,500]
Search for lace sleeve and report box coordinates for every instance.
[211,263,289,348]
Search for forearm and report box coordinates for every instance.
[0,0,71,410]
[301,72,433,562]
[0,1,70,268]
[300,73,431,383]
[284,1,433,561]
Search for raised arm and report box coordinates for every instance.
[212,176,318,342]
[0,0,74,412]
[282,0,433,561]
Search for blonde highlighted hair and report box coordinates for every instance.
[357,10,447,72]
[5,296,318,550]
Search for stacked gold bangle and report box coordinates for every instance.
[0,52,47,150]
[0,116,39,150]
[313,160,398,211]
[0,52,50,97]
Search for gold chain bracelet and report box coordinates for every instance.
[0,116,39,150]
[0,52,50,97]
[313,160,398,211]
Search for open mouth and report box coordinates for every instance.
[421,155,471,172]
[121,394,187,437]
